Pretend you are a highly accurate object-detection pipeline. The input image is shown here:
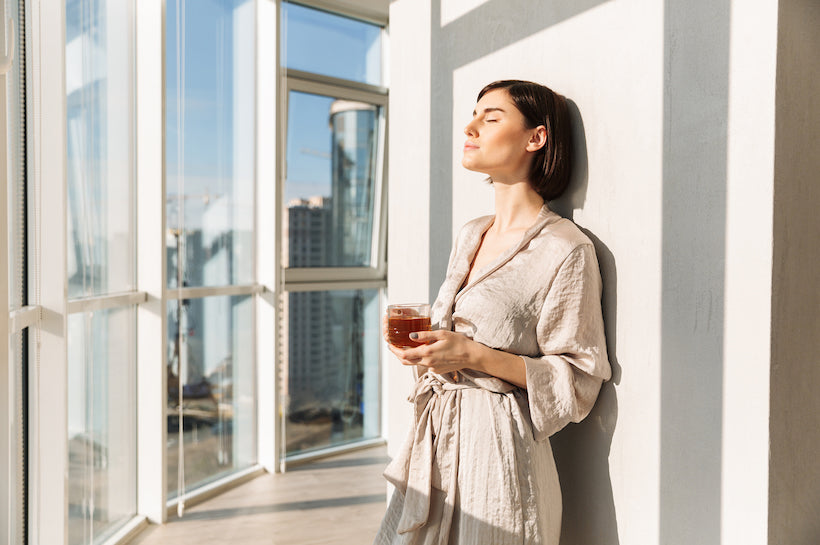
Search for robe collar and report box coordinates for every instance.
[453,203,562,305]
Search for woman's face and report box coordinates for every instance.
[461,89,542,182]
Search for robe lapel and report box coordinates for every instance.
[432,215,493,331]
[454,205,560,305]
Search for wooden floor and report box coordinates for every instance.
[129,446,389,545]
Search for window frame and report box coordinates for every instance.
[3,0,29,541]
[1,26,13,544]
[277,0,389,465]
[281,73,388,287]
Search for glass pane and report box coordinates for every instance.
[167,295,255,498]
[67,308,137,545]
[284,91,380,268]
[166,0,255,289]
[7,0,26,310]
[281,2,382,86]
[284,289,380,455]
[66,0,135,298]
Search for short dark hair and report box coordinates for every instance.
[477,80,573,201]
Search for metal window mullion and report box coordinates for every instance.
[166,283,262,301]
[256,0,279,474]
[0,11,12,542]
[275,0,288,473]
[9,305,40,333]
[372,98,388,274]
[285,0,388,27]
[30,0,68,542]
[283,266,385,284]
[66,291,148,314]
[284,279,386,293]
[380,21,389,88]
[286,72,387,105]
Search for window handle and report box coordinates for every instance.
[0,15,14,75]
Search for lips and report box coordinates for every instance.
[463,141,479,151]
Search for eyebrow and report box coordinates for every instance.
[472,106,506,117]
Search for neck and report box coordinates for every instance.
[491,181,545,233]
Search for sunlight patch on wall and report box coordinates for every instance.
[440,0,492,27]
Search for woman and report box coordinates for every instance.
[374,80,611,545]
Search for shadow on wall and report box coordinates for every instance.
[551,101,621,545]
[659,2,729,544]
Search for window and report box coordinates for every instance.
[165,0,257,499]
[282,2,382,85]
[64,0,138,542]
[280,1,387,458]
[4,0,383,538]
[283,288,381,454]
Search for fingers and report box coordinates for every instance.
[386,343,405,359]
[409,329,444,343]
[393,343,427,362]
[387,342,419,362]
[386,329,467,372]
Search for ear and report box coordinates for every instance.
[526,125,547,152]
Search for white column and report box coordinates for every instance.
[384,0,432,459]
[721,1,778,542]
[256,0,279,473]
[136,0,167,523]
[31,0,68,542]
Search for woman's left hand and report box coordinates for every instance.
[387,330,477,375]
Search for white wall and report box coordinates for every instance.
[383,0,433,460]
[721,1,778,543]
[386,0,783,543]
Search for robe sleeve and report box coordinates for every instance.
[521,243,611,441]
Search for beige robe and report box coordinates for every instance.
[374,205,611,545]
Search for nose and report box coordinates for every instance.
[464,118,478,137]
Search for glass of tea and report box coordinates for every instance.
[387,303,431,348]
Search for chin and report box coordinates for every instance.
[461,159,481,172]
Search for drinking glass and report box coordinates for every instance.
[386,304,431,348]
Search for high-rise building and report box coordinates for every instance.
[330,100,378,267]
[284,197,334,419]
[284,101,377,451]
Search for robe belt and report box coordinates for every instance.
[385,372,515,540]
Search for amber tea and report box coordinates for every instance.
[387,304,431,348]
